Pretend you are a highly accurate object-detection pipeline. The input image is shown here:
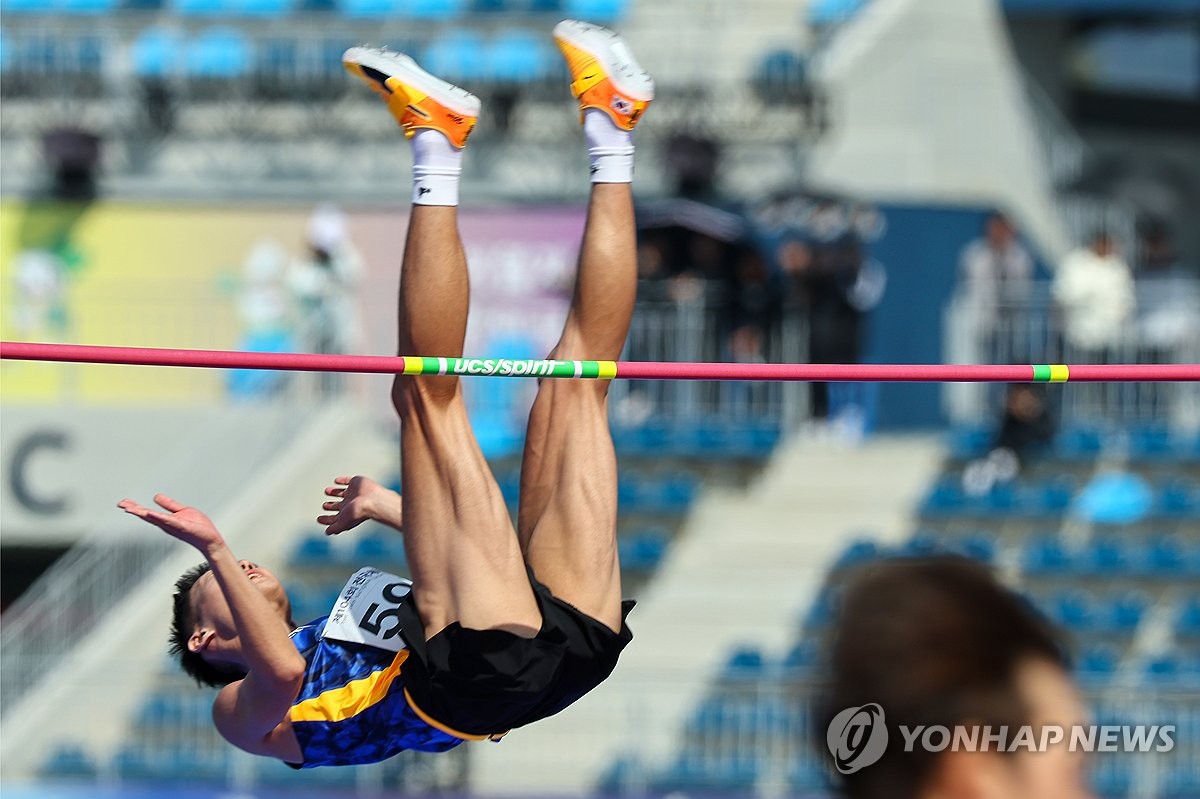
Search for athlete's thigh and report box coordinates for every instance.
[395,376,540,639]
[517,377,623,633]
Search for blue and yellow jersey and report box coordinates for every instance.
[286,617,464,768]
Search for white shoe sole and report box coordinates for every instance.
[553,19,655,102]
[343,46,481,118]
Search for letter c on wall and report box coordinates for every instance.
[10,430,71,514]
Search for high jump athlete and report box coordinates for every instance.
[119,19,653,768]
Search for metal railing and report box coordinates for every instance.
[611,288,809,430]
[944,280,1200,428]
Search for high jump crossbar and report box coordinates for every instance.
[2,342,1197,383]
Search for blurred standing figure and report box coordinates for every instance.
[289,204,364,395]
[1052,231,1135,362]
[962,383,1055,496]
[958,211,1034,363]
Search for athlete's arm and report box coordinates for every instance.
[317,475,404,535]
[119,494,306,748]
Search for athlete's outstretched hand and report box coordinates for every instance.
[318,475,403,536]
[119,494,223,552]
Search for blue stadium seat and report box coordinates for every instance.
[782,640,819,676]
[484,28,554,83]
[338,0,403,18]
[800,589,837,631]
[788,757,826,792]
[1177,596,1200,636]
[59,0,117,13]
[653,750,758,794]
[185,27,251,78]
[921,478,968,516]
[354,534,406,568]
[0,30,8,75]
[132,27,183,78]
[659,471,699,511]
[833,539,879,570]
[808,0,865,25]
[173,0,232,15]
[421,28,486,81]
[492,0,559,10]
[1048,589,1096,631]
[756,49,807,91]
[407,0,463,18]
[0,0,53,12]
[618,528,669,572]
[1106,591,1149,633]
[959,532,996,563]
[1128,422,1174,461]
[1022,477,1075,517]
[1022,534,1075,575]
[1076,642,1119,683]
[1054,425,1104,461]
[563,0,625,23]
[1084,536,1133,576]
[291,534,332,566]
[236,0,291,15]
[1144,534,1189,577]
[1158,478,1200,518]
[40,743,97,778]
[721,645,765,680]
[1144,653,1187,684]
[947,424,993,460]
[901,531,942,557]
[982,481,1020,515]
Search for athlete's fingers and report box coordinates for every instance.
[325,486,346,498]
[153,494,187,513]
[118,499,149,516]
[322,501,340,511]
[334,476,352,486]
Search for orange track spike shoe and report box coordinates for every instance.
[553,19,654,131]
[343,46,480,149]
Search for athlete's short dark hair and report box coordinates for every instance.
[170,562,247,688]
[817,555,1069,799]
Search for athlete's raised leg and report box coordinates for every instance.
[344,47,540,641]
[517,21,653,633]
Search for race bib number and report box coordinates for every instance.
[321,567,412,652]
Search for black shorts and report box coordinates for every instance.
[395,570,634,739]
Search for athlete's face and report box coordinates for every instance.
[187,560,291,669]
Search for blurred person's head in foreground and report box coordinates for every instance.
[819,555,1093,799]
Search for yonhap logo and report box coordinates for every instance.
[827,704,888,774]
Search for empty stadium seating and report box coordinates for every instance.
[631,420,1199,799]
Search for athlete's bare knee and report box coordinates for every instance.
[391,375,460,419]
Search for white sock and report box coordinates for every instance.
[411,129,462,206]
[584,109,634,184]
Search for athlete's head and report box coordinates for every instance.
[819,555,1092,799]
[170,560,294,688]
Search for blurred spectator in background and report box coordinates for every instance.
[723,250,781,365]
[779,207,881,420]
[289,204,364,395]
[228,238,294,399]
[819,556,1093,799]
[1133,220,1199,414]
[962,383,1055,497]
[957,211,1034,364]
[1052,231,1135,363]
[1135,220,1200,357]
